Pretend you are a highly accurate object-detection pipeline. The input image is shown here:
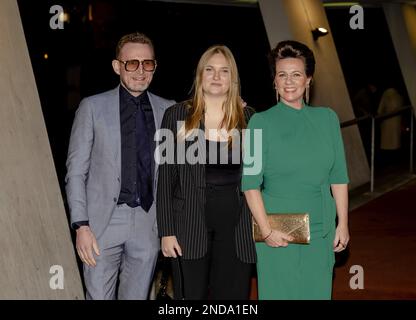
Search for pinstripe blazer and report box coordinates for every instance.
[156,102,257,263]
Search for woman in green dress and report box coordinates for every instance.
[242,40,350,299]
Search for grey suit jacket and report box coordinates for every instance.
[65,86,175,239]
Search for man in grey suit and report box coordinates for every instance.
[65,32,174,299]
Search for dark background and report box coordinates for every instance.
[327,5,409,103]
[17,0,410,191]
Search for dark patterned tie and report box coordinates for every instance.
[133,97,153,212]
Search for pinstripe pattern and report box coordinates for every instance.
[156,102,256,263]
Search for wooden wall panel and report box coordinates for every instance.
[384,3,416,112]
[0,0,83,299]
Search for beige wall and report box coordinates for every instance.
[403,4,416,56]
[0,0,83,299]
[258,0,370,189]
[384,3,416,112]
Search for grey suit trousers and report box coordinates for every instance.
[83,203,159,300]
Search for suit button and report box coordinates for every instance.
[113,197,117,202]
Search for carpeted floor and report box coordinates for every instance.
[332,178,416,299]
[249,178,416,300]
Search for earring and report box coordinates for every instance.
[305,86,310,104]
[274,82,279,102]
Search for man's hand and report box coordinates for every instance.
[76,226,100,267]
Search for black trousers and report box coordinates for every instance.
[172,184,253,300]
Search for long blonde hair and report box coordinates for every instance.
[179,45,246,142]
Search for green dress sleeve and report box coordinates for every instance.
[328,108,350,184]
[241,112,268,191]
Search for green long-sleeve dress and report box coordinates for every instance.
[241,101,349,300]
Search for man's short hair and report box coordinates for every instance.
[115,32,155,59]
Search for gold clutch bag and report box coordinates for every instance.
[252,213,310,244]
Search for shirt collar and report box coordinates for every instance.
[119,85,149,106]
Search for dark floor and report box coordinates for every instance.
[332,178,416,299]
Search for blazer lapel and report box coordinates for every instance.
[102,86,121,176]
[148,92,164,190]
[147,92,162,130]
[186,120,205,188]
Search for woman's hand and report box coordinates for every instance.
[161,236,182,258]
[264,229,294,248]
[333,223,350,252]
[331,184,349,252]
[244,190,293,247]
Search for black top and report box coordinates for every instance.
[205,139,241,186]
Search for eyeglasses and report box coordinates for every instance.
[117,59,157,72]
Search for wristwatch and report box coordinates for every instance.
[72,221,89,230]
